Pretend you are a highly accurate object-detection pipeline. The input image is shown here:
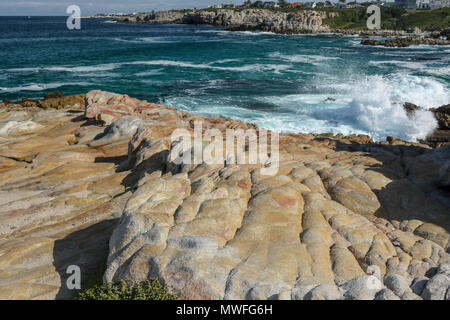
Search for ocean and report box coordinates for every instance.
[1,16,449,141]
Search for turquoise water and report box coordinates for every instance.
[1,16,449,141]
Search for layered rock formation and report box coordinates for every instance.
[0,91,449,300]
[116,9,335,34]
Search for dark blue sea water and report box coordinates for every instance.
[1,16,449,141]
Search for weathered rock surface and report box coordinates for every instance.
[116,9,335,34]
[0,90,449,300]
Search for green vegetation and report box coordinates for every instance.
[323,7,371,29]
[324,7,450,31]
[78,278,180,300]
[393,8,450,30]
[195,6,449,31]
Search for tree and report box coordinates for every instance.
[278,0,288,7]
[243,0,253,7]
[339,0,346,3]
[252,0,264,7]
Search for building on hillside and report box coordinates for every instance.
[416,0,431,8]
[395,0,417,8]
[429,0,450,8]
[289,2,304,7]
[209,4,224,8]
[303,1,317,8]
[223,3,235,8]
[263,1,280,7]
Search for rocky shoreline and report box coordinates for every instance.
[106,9,450,41]
[361,36,450,48]
[114,9,333,34]
[0,91,449,300]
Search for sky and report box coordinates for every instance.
[0,0,247,16]
[0,0,372,16]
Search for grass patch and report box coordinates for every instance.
[324,7,450,31]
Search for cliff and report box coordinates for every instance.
[116,9,336,34]
[0,91,449,300]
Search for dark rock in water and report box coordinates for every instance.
[427,105,450,148]
[44,91,63,99]
[324,97,336,102]
[423,130,450,148]
[411,57,441,61]
[361,39,383,46]
[402,103,450,148]
[361,37,450,47]
[440,28,450,40]
[430,104,450,131]
[403,102,423,118]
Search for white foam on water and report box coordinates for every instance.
[135,69,164,77]
[5,58,291,76]
[269,52,341,65]
[6,63,120,73]
[425,66,450,77]
[368,59,428,70]
[211,59,242,64]
[165,74,447,142]
[313,74,444,141]
[128,60,292,73]
[0,82,90,93]
[135,37,173,43]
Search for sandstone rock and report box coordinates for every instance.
[304,284,343,300]
[0,90,449,300]
[384,274,412,297]
[0,120,43,137]
[410,276,429,296]
[421,265,450,300]
[341,276,384,300]
[89,116,145,147]
[374,288,401,300]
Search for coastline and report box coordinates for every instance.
[2,93,449,148]
[89,8,450,42]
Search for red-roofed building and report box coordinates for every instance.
[289,2,304,7]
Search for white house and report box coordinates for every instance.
[303,2,317,8]
[429,0,450,8]
[263,1,280,8]
[416,0,431,9]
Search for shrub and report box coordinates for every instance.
[77,279,180,300]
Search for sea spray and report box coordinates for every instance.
[314,75,443,141]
